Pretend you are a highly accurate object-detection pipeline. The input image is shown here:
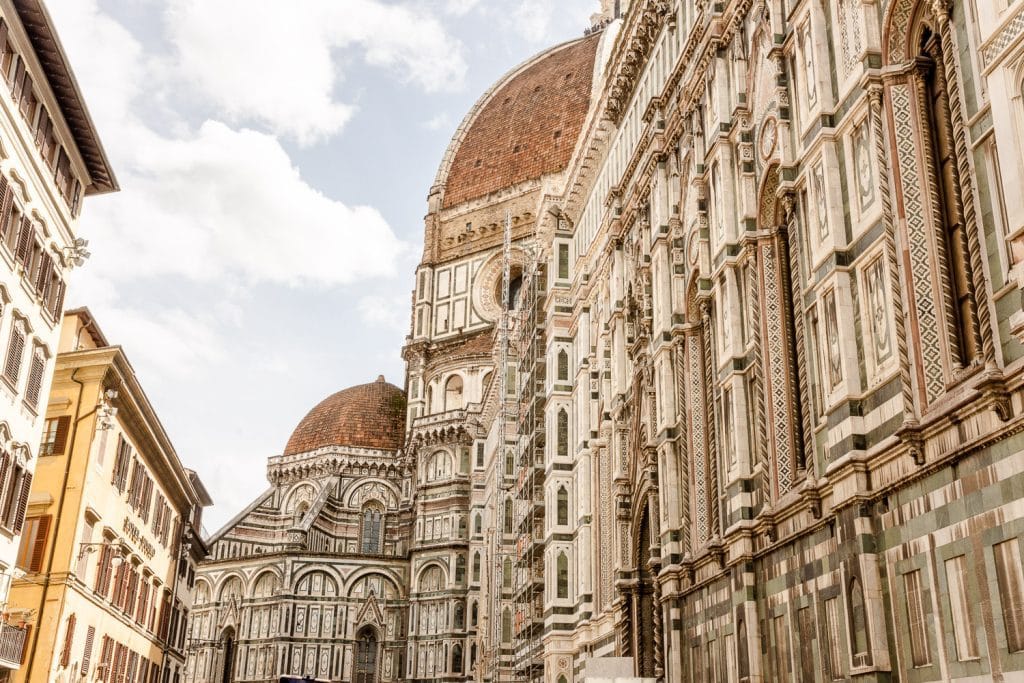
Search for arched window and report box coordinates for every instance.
[444,375,464,411]
[455,555,466,584]
[420,565,444,592]
[452,644,463,673]
[503,497,513,535]
[501,608,512,642]
[557,408,568,457]
[471,600,478,626]
[557,486,569,526]
[849,577,870,659]
[454,602,465,630]
[557,676,568,683]
[473,513,482,536]
[557,552,569,599]
[503,557,513,588]
[220,627,236,683]
[470,643,477,667]
[458,515,467,538]
[557,349,568,381]
[427,451,451,482]
[293,501,309,526]
[737,618,750,678]
[353,626,379,683]
[360,504,384,554]
[472,552,481,583]
[505,449,514,477]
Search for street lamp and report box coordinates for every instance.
[77,540,127,567]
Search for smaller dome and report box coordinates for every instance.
[284,376,406,456]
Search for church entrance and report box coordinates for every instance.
[220,627,236,683]
[636,508,656,678]
[353,626,379,683]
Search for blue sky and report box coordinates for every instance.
[49,0,600,531]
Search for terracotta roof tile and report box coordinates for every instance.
[284,376,406,456]
[442,34,599,209]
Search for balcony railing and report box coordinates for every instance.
[0,622,27,669]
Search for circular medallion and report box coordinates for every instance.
[757,117,778,161]
[759,116,778,160]
[471,249,527,323]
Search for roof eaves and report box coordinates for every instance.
[12,0,118,195]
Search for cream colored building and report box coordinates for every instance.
[7,309,209,683]
[0,0,116,675]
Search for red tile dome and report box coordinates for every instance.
[437,33,600,209]
[284,376,406,456]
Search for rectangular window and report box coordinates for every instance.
[40,415,70,456]
[557,243,569,280]
[824,597,843,679]
[15,515,50,572]
[994,539,1024,652]
[904,569,931,666]
[945,555,979,660]
[475,442,484,468]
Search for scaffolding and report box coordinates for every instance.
[488,210,546,683]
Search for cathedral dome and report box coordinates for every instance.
[435,32,601,209]
[284,376,406,456]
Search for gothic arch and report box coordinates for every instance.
[293,569,340,597]
[283,482,316,514]
[416,563,448,593]
[344,478,401,510]
[630,501,659,678]
[756,163,783,230]
[348,571,401,600]
[249,568,282,598]
[216,573,246,602]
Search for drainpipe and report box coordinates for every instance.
[23,367,98,681]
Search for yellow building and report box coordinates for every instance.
[5,309,210,682]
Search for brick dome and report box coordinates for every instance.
[284,376,406,456]
[438,33,601,209]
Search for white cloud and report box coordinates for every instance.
[164,0,468,144]
[87,121,407,286]
[358,295,412,333]
[445,0,481,16]
[422,112,453,131]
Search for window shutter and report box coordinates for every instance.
[59,613,76,667]
[13,472,32,533]
[111,438,125,489]
[28,513,48,572]
[53,415,70,454]
[34,252,51,294]
[14,217,32,264]
[95,545,111,596]
[98,636,112,680]
[33,109,48,147]
[26,351,44,407]
[19,624,31,664]
[4,325,24,381]
[51,278,65,318]
[0,175,11,239]
[80,625,94,676]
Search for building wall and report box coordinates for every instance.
[0,1,109,656]
[8,313,206,683]
[433,0,1024,682]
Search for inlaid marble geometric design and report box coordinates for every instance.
[891,83,946,404]
[761,242,794,496]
